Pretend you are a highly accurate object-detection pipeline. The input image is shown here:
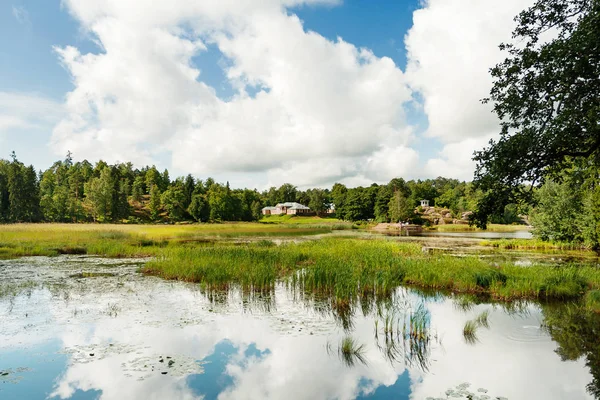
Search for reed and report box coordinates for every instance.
[584,290,600,313]
[338,337,367,367]
[2,224,600,305]
[433,224,529,232]
[480,238,586,250]
[475,310,490,329]
[144,238,600,302]
[463,320,479,344]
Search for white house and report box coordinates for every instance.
[262,202,312,215]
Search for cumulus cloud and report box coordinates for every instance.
[405,0,535,180]
[48,0,540,185]
[51,0,415,186]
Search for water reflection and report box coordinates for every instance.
[0,256,597,399]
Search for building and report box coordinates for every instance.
[420,199,430,207]
[262,202,312,216]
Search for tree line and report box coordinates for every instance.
[0,152,490,224]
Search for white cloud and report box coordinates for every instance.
[0,92,64,134]
[405,0,535,179]
[12,5,30,25]
[41,0,541,185]
[423,136,495,181]
[51,0,414,186]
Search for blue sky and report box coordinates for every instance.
[0,0,530,188]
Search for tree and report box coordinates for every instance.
[530,179,583,242]
[307,189,329,215]
[131,176,145,202]
[277,183,297,203]
[473,0,600,227]
[388,191,414,223]
[188,194,209,222]
[149,185,162,221]
[331,183,348,219]
[374,185,393,222]
[85,168,113,222]
[161,186,186,221]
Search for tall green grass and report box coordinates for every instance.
[433,224,529,232]
[480,238,587,250]
[3,224,600,305]
[143,237,600,302]
[0,223,339,259]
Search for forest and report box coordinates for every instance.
[0,151,490,225]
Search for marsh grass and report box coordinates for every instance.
[433,224,529,232]
[2,224,600,305]
[584,290,600,313]
[475,310,490,329]
[372,301,439,371]
[145,237,600,303]
[480,238,586,250]
[0,223,338,259]
[463,320,479,344]
[338,337,367,367]
[0,281,37,299]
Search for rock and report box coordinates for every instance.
[444,212,452,218]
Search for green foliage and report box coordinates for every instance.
[530,179,583,242]
[161,186,187,221]
[0,154,490,225]
[131,176,144,202]
[149,185,162,221]
[387,191,414,223]
[473,0,600,227]
[188,194,208,222]
[85,168,114,222]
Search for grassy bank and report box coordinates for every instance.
[480,238,588,250]
[0,223,347,259]
[143,237,600,304]
[431,224,530,232]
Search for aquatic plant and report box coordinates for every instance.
[431,383,506,400]
[475,310,490,329]
[480,238,586,250]
[3,224,600,306]
[463,320,479,344]
[373,302,439,371]
[584,290,600,313]
[338,336,367,367]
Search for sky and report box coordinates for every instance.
[0,0,534,189]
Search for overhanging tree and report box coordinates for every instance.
[472,0,600,227]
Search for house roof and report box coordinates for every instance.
[262,206,278,211]
[274,202,310,210]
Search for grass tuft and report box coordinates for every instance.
[463,320,479,344]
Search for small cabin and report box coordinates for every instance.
[420,199,430,207]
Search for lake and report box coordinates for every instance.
[1,255,598,400]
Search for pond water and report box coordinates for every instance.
[1,256,598,400]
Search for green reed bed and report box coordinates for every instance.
[142,238,600,305]
[462,320,479,344]
[433,224,528,232]
[480,238,586,250]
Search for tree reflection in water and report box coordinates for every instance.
[542,304,600,398]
